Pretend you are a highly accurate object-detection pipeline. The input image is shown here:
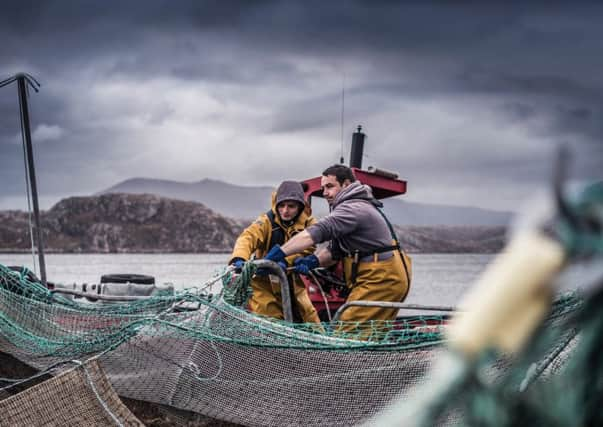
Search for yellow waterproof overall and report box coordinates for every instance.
[248,274,321,323]
[339,249,411,331]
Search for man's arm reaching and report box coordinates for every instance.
[264,229,335,272]
[280,230,315,256]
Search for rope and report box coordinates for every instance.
[73,359,125,427]
[188,310,224,382]
[18,85,38,274]
[518,327,579,392]
[308,271,332,322]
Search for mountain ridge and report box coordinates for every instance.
[100,177,513,226]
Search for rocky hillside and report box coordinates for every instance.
[0,194,506,253]
[0,193,244,253]
[395,225,507,253]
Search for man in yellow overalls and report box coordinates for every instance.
[229,181,321,323]
[262,165,411,327]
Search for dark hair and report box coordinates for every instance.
[322,164,356,185]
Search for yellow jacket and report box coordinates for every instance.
[229,194,317,265]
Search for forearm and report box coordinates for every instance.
[280,230,315,256]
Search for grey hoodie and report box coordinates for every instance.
[306,181,393,259]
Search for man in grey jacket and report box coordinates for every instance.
[263,164,411,329]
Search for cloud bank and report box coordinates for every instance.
[1,1,601,211]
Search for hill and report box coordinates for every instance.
[0,193,244,253]
[395,225,507,253]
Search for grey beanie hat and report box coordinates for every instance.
[275,181,305,206]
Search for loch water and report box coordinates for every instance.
[1,253,501,306]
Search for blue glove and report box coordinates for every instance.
[293,254,319,275]
[255,245,287,276]
[230,258,245,273]
[264,244,286,263]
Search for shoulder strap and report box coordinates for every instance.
[374,206,411,285]
[374,207,400,246]
[266,210,285,249]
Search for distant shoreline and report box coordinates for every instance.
[1,194,507,254]
[0,249,500,255]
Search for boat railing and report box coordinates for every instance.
[332,301,456,321]
[50,288,153,302]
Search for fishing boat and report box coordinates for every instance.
[0,73,600,427]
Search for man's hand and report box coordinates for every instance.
[255,246,288,276]
[229,258,245,273]
[293,254,320,275]
[265,245,286,263]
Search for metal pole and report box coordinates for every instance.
[252,259,294,322]
[17,75,47,285]
[332,301,457,322]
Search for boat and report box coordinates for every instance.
[1,73,600,426]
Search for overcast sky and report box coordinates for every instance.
[1,1,601,212]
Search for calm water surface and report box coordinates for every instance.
[0,253,497,306]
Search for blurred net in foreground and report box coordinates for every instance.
[367,179,603,427]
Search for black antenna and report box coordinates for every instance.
[339,72,345,164]
[0,73,46,285]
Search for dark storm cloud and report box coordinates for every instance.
[1,1,602,210]
[0,97,20,140]
[0,3,552,73]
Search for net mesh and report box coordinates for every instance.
[0,263,583,426]
[0,359,143,426]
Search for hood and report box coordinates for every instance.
[332,181,382,209]
[269,181,309,226]
[275,181,306,207]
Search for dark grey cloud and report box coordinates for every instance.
[1,1,602,211]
